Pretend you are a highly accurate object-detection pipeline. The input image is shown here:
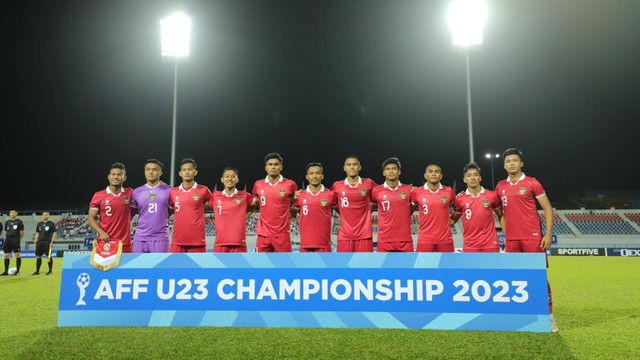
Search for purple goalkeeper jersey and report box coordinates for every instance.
[131,183,173,242]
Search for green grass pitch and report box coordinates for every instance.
[1,257,638,359]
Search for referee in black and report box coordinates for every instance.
[33,211,57,275]
[2,208,24,276]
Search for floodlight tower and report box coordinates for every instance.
[160,12,191,186]
[448,0,487,163]
[484,152,500,189]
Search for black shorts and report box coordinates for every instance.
[35,241,52,257]
[2,238,21,253]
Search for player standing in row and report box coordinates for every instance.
[252,152,298,252]
[331,155,377,252]
[411,164,455,252]
[169,158,212,253]
[33,211,57,275]
[451,162,502,252]
[372,157,414,252]
[131,159,173,253]
[293,162,337,252]
[1,209,24,276]
[88,163,134,253]
[210,167,256,252]
[495,147,558,332]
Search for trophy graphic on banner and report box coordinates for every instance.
[76,273,91,306]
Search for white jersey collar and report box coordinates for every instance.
[507,173,526,185]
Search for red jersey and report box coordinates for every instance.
[169,183,212,246]
[294,186,337,249]
[372,182,413,243]
[411,183,455,244]
[331,177,377,241]
[495,174,546,241]
[453,187,501,250]
[209,189,254,246]
[252,176,298,237]
[89,187,133,245]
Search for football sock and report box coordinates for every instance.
[548,281,553,314]
[36,258,42,272]
[48,260,53,272]
[16,257,22,272]
[4,259,9,273]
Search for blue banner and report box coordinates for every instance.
[58,253,550,332]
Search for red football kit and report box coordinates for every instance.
[453,187,501,252]
[294,185,336,252]
[209,189,254,252]
[89,186,134,252]
[169,183,212,252]
[495,173,547,252]
[372,182,414,252]
[252,175,298,252]
[411,183,455,252]
[331,177,377,252]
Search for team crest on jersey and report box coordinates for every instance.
[235,198,242,205]
[482,199,489,208]
[320,198,328,206]
[519,187,527,195]
[193,194,200,201]
[441,196,448,203]
[149,193,156,200]
[360,189,367,196]
[123,197,130,204]
[400,192,407,199]
[279,189,286,197]
[45,226,50,231]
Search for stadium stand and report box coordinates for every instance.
[3,209,640,252]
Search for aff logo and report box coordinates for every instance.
[620,249,640,257]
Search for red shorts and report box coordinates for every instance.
[463,246,499,253]
[121,243,132,253]
[505,239,548,267]
[377,241,414,252]
[300,246,332,253]
[257,234,292,252]
[170,244,206,253]
[416,243,455,253]
[337,239,373,252]
[213,244,247,253]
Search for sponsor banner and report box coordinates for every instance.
[551,248,605,257]
[606,248,640,257]
[0,250,59,259]
[58,253,550,332]
[57,250,92,258]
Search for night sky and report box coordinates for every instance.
[2,0,639,210]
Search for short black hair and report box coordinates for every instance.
[425,163,442,172]
[503,148,524,161]
[221,167,239,176]
[306,162,323,172]
[145,159,164,169]
[382,157,401,170]
[180,158,197,169]
[463,162,481,175]
[264,152,283,165]
[111,162,126,174]
[344,155,360,163]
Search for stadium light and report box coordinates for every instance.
[448,0,487,163]
[484,152,500,189]
[160,12,191,186]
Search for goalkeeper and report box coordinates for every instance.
[33,211,57,275]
